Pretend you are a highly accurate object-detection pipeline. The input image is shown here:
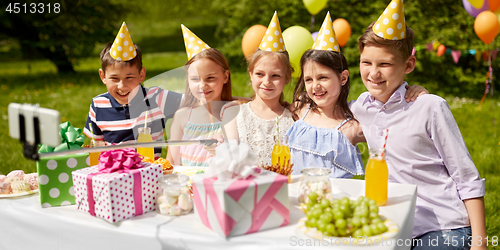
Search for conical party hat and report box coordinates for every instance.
[312,12,341,52]
[259,11,286,52]
[372,0,406,40]
[181,24,211,60]
[110,22,137,61]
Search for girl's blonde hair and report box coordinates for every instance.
[247,50,294,105]
[181,48,233,108]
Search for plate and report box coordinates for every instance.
[0,189,39,198]
[173,166,206,177]
[297,216,399,245]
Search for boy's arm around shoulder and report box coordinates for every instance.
[221,104,240,142]
[166,107,190,165]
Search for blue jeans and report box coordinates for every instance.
[411,227,472,250]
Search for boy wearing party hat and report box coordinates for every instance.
[84,22,183,159]
[350,1,486,248]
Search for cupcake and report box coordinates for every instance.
[0,175,6,183]
[7,170,25,179]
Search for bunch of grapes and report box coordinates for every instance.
[304,192,388,238]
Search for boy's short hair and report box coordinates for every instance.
[100,42,143,73]
[358,22,414,60]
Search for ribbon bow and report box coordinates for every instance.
[38,121,85,153]
[97,148,143,173]
[205,140,258,181]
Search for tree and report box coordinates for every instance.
[0,0,130,73]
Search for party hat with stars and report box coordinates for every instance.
[312,12,341,52]
[259,11,286,52]
[372,0,406,40]
[110,22,137,61]
[181,24,211,60]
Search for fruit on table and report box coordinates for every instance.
[304,194,388,237]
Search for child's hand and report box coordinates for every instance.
[405,85,429,102]
[203,134,224,156]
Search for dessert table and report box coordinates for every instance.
[0,178,416,250]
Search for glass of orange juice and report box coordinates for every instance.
[271,135,290,167]
[137,127,155,160]
[365,148,389,206]
[89,141,105,166]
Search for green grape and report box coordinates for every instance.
[335,218,347,229]
[320,213,333,224]
[312,208,323,219]
[337,227,347,237]
[362,225,372,237]
[331,199,340,206]
[313,203,322,210]
[369,211,379,219]
[368,199,377,207]
[371,217,382,225]
[308,191,319,204]
[322,230,333,237]
[325,223,336,235]
[353,229,364,238]
[370,224,380,235]
[351,216,361,227]
[362,197,370,203]
[320,198,331,209]
[333,210,344,220]
[340,197,350,206]
[339,204,351,217]
[360,217,368,226]
[306,218,317,228]
[323,207,333,214]
[317,220,327,232]
[377,222,388,233]
[369,204,379,213]
[306,210,315,219]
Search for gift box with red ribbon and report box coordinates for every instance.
[72,148,161,223]
[191,142,290,237]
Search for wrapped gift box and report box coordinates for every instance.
[36,153,90,207]
[192,170,289,237]
[72,163,161,223]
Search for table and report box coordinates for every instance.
[0,178,416,250]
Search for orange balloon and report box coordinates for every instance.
[474,11,500,45]
[490,0,500,12]
[437,44,446,57]
[242,25,267,60]
[332,18,351,47]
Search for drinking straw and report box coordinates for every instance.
[88,123,95,145]
[381,128,388,157]
[144,111,148,129]
[276,116,280,145]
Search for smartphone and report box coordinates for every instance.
[8,103,61,147]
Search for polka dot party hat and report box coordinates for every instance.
[373,0,406,40]
[181,24,211,60]
[312,12,341,52]
[110,22,137,61]
[259,11,286,52]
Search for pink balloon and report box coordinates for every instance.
[311,31,319,41]
[463,0,490,17]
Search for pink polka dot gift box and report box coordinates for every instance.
[71,149,162,223]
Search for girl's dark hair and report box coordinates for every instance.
[181,48,233,108]
[291,49,354,121]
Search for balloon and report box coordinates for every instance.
[469,0,486,8]
[282,26,314,79]
[332,18,352,47]
[437,45,446,57]
[311,31,319,41]
[432,40,441,51]
[474,10,500,44]
[303,0,328,15]
[463,0,489,17]
[242,25,268,60]
[490,0,500,11]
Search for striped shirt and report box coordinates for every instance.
[84,85,183,157]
